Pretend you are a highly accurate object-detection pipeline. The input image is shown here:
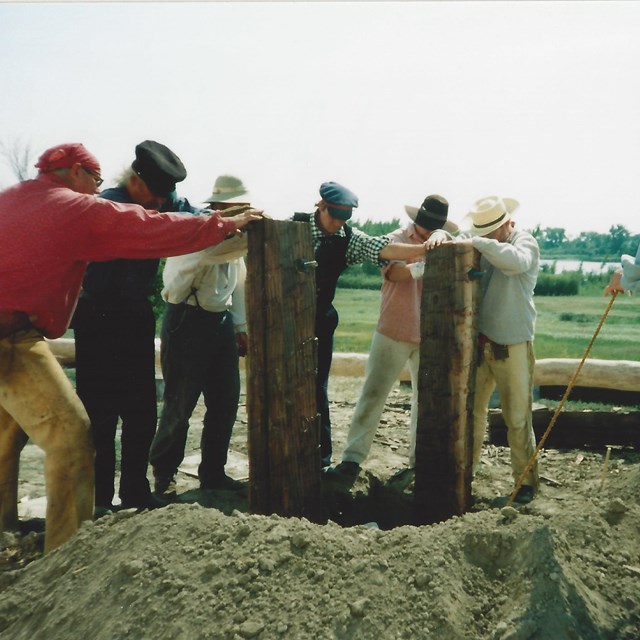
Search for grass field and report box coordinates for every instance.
[333,288,640,360]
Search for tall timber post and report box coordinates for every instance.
[245,218,322,522]
[414,241,481,524]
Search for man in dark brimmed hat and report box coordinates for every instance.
[332,196,456,480]
[0,142,261,553]
[459,195,540,504]
[294,183,446,467]
[72,142,250,515]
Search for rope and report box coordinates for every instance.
[506,291,619,508]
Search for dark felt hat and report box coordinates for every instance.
[131,140,187,197]
[319,181,359,221]
[405,195,458,233]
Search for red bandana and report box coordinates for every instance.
[35,143,101,174]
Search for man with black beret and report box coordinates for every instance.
[294,182,446,467]
[333,195,457,480]
[0,142,261,553]
[72,141,205,514]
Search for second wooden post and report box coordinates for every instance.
[414,242,480,524]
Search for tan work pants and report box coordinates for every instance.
[472,340,539,489]
[0,330,94,553]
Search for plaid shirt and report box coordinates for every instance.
[307,213,390,267]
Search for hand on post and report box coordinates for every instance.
[230,209,264,236]
[423,230,449,252]
[604,269,624,296]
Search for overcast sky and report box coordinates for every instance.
[1,1,639,236]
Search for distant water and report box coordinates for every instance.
[539,259,619,274]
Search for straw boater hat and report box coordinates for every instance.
[404,195,458,233]
[462,196,519,236]
[204,175,250,204]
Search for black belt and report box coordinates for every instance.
[174,302,226,317]
[0,311,32,340]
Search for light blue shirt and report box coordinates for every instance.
[471,229,539,344]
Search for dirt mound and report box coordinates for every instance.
[1,463,639,640]
[1,377,639,639]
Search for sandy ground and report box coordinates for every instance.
[1,374,639,639]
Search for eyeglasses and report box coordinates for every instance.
[83,167,104,187]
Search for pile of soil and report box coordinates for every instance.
[1,376,638,639]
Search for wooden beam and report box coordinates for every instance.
[489,408,640,449]
[414,242,480,524]
[47,343,640,394]
[245,219,322,521]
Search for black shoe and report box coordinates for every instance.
[94,505,114,519]
[331,461,361,479]
[200,474,247,492]
[153,475,177,500]
[18,517,46,533]
[121,494,170,512]
[513,485,536,504]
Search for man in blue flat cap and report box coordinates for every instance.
[294,182,445,467]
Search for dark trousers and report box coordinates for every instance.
[316,306,339,467]
[73,297,157,507]
[150,303,240,486]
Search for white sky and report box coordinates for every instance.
[1,1,639,235]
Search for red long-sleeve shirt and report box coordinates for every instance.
[0,173,237,338]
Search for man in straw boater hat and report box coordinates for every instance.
[293,182,446,468]
[151,175,252,499]
[459,195,540,504]
[331,195,457,480]
[0,143,262,553]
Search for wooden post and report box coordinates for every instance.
[245,219,322,521]
[414,242,480,524]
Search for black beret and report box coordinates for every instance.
[132,140,187,197]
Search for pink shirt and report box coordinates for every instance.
[0,174,236,338]
[377,225,423,345]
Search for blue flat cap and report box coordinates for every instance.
[319,181,359,220]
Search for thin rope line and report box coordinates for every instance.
[506,291,619,508]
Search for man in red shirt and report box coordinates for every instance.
[0,143,261,553]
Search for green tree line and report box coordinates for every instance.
[338,220,639,293]
[531,224,640,262]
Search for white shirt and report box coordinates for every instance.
[161,236,247,332]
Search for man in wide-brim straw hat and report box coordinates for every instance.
[332,195,457,480]
[459,195,540,504]
[151,175,252,498]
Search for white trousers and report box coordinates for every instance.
[342,331,419,466]
[473,340,539,488]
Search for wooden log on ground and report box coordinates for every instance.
[534,359,640,392]
[245,219,322,522]
[489,408,640,450]
[47,341,640,393]
[414,242,480,524]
